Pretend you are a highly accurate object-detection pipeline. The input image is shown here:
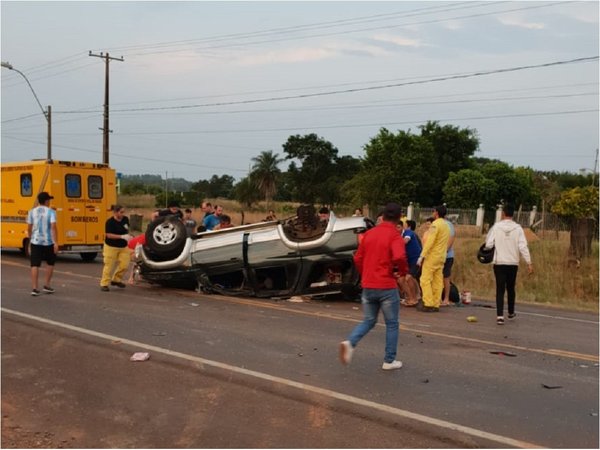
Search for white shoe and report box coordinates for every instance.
[382,360,403,370]
[339,340,354,365]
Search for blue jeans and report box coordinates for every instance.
[347,288,400,363]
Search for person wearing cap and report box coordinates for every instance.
[26,192,58,296]
[100,204,132,291]
[417,205,451,312]
[339,202,408,371]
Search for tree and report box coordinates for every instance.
[282,134,339,204]
[419,121,479,204]
[233,176,261,208]
[346,128,437,209]
[480,161,533,208]
[250,150,283,209]
[443,169,497,208]
[552,186,599,258]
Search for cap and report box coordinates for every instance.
[37,192,54,203]
[382,202,402,220]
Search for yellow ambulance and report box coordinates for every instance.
[1,159,116,261]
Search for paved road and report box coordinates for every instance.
[1,251,598,448]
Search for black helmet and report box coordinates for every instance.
[477,244,494,264]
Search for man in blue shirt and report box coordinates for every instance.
[398,220,422,306]
[203,204,223,231]
[26,192,58,296]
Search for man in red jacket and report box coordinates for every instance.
[339,202,408,370]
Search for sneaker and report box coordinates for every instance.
[497,317,505,325]
[31,289,41,296]
[100,286,110,292]
[508,313,516,320]
[110,281,126,288]
[339,340,354,365]
[382,360,403,370]
[42,286,55,294]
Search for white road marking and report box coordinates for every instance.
[2,307,542,449]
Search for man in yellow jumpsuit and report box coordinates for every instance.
[417,205,450,312]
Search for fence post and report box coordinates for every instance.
[476,204,485,233]
[529,205,537,227]
[495,204,503,223]
[407,202,414,220]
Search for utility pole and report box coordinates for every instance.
[89,51,123,165]
[593,148,599,187]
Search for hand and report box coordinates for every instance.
[53,243,59,254]
[122,234,133,242]
[527,263,534,275]
[416,256,424,267]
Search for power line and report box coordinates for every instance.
[1,135,251,173]
[10,108,588,136]
[108,1,490,54]
[123,1,568,56]
[53,56,599,114]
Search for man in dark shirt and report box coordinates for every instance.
[151,201,183,221]
[339,202,408,370]
[101,205,132,291]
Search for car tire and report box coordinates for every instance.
[145,216,187,260]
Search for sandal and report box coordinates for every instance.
[401,299,418,307]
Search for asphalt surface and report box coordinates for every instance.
[1,251,599,448]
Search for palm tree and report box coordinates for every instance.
[251,150,283,210]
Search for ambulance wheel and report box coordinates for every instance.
[80,252,98,262]
[145,216,187,260]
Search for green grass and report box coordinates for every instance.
[451,233,599,312]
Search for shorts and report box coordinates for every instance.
[443,257,454,278]
[30,244,56,267]
[408,263,421,279]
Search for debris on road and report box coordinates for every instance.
[152,331,167,336]
[541,383,563,389]
[130,352,150,362]
[490,351,516,357]
[188,302,199,307]
[467,316,478,322]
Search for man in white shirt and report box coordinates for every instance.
[26,192,58,296]
[484,204,533,325]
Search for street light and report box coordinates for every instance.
[1,60,52,160]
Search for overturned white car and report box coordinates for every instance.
[134,205,372,298]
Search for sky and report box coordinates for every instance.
[1,0,599,183]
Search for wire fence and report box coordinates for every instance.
[411,206,575,236]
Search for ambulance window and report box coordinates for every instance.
[88,176,103,199]
[21,174,33,197]
[65,174,81,198]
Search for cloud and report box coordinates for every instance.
[232,41,394,66]
[235,47,336,66]
[498,15,545,30]
[443,20,463,31]
[371,34,424,48]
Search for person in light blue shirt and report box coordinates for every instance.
[441,217,456,306]
[26,192,58,296]
[203,204,223,230]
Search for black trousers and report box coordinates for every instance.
[493,265,518,317]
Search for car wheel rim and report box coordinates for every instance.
[153,222,177,245]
